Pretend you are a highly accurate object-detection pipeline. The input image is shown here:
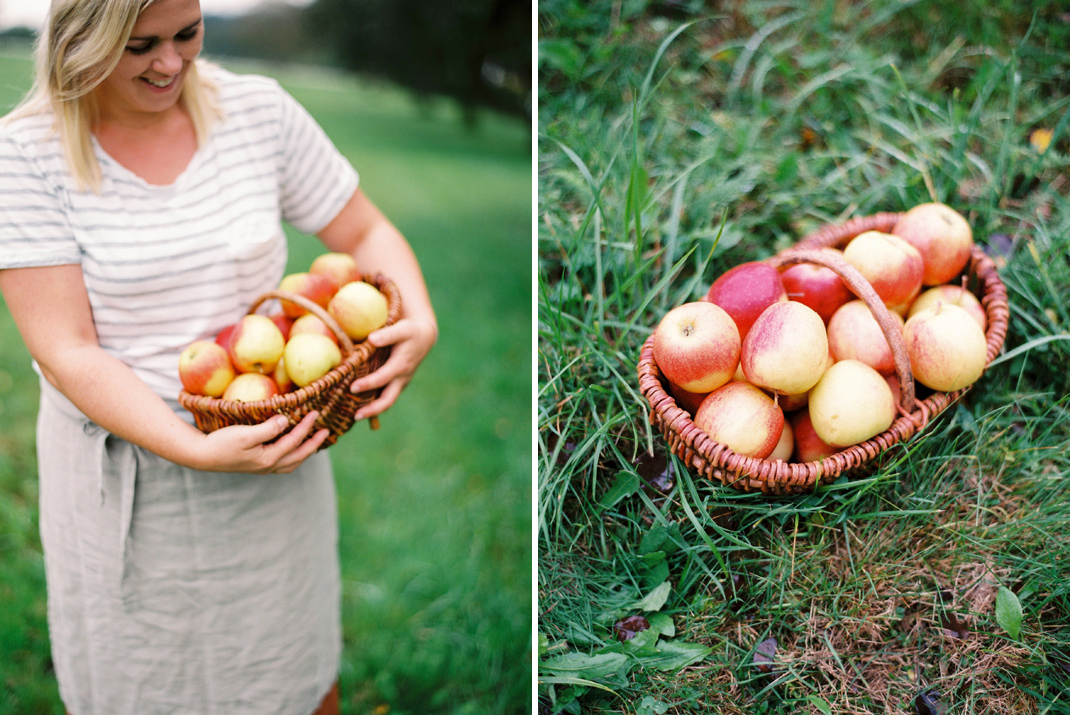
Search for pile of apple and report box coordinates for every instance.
[652,202,989,463]
[179,252,389,402]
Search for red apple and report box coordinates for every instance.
[827,300,904,376]
[705,261,788,341]
[222,372,280,402]
[278,272,338,318]
[283,333,343,388]
[215,323,237,353]
[809,360,896,447]
[228,314,286,375]
[842,230,924,308]
[778,390,810,412]
[310,252,362,290]
[667,382,709,417]
[178,340,235,397]
[902,303,987,392]
[652,302,740,394]
[892,203,973,286]
[289,313,340,345]
[778,248,852,324]
[789,409,839,463]
[694,381,784,459]
[268,312,294,341]
[908,285,986,331]
[741,301,828,395]
[327,280,389,341]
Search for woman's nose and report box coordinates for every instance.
[153,42,183,75]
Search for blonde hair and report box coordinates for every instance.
[3,0,222,192]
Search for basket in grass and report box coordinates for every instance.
[180,272,402,447]
[637,212,1010,495]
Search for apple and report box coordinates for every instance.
[694,381,784,459]
[778,248,853,324]
[652,302,740,394]
[705,261,788,341]
[215,323,237,353]
[768,420,794,462]
[892,203,973,286]
[222,372,280,402]
[901,303,987,392]
[809,359,896,447]
[827,299,904,376]
[667,382,709,417]
[741,301,828,395]
[268,312,294,341]
[289,313,340,345]
[283,333,343,388]
[178,340,235,397]
[789,409,839,463]
[277,272,338,318]
[778,390,810,412]
[908,285,986,331]
[273,356,294,393]
[310,252,362,290]
[228,314,286,375]
[328,281,390,341]
[842,230,924,308]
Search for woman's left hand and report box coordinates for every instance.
[349,317,438,420]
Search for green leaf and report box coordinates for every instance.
[538,632,550,657]
[995,586,1023,640]
[637,696,671,715]
[635,581,672,612]
[647,612,676,638]
[638,639,711,671]
[598,470,640,510]
[808,695,833,715]
[540,651,629,680]
[622,627,660,654]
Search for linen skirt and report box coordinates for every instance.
[36,380,341,715]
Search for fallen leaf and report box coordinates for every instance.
[1030,127,1054,153]
[635,450,675,494]
[995,586,1023,640]
[753,637,777,674]
[940,610,969,639]
[613,615,650,642]
[915,689,945,715]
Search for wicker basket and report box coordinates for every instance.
[179,273,402,446]
[637,213,1010,495]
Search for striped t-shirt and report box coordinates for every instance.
[0,65,359,416]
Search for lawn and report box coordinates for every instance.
[0,46,532,715]
[538,2,1070,714]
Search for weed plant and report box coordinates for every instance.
[538,2,1070,713]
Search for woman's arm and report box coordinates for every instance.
[0,264,328,473]
[317,188,437,421]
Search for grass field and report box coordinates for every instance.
[538,2,1070,714]
[0,47,532,714]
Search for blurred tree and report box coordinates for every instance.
[306,0,531,124]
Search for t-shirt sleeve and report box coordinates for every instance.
[275,84,359,235]
[0,133,81,269]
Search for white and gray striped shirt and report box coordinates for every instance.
[0,66,359,416]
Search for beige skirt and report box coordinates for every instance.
[37,380,341,715]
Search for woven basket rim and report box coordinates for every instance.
[637,212,1011,495]
[178,272,402,430]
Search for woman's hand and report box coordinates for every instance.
[193,411,330,474]
[348,318,437,421]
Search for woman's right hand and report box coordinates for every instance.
[193,411,330,474]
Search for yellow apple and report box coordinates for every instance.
[902,303,987,392]
[908,285,986,331]
[843,230,924,308]
[222,372,280,402]
[283,333,343,388]
[809,360,896,448]
[310,252,362,290]
[327,281,389,341]
[228,314,286,375]
[741,301,828,395]
[289,313,340,345]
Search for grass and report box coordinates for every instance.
[0,46,532,715]
[538,1,1070,713]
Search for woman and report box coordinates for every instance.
[0,0,437,712]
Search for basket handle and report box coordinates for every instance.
[247,290,356,355]
[768,249,916,415]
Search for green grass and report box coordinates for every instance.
[538,2,1070,713]
[0,48,532,715]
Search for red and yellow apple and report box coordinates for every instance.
[892,203,973,286]
[273,356,294,393]
[178,340,235,397]
[908,284,986,331]
[694,381,785,459]
[268,312,294,341]
[283,333,343,388]
[768,420,794,462]
[741,301,828,395]
[808,359,896,447]
[221,372,280,402]
[902,303,987,392]
[827,300,904,376]
[842,230,924,308]
[328,281,389,341]
[705,261,788,341]
[277,272,338,318]
[778,248,853,324]
[289,313,340,345]
[215,323,238,353]
[227,314,286,375]
[651,301,741,394]
[310,252,362,290]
